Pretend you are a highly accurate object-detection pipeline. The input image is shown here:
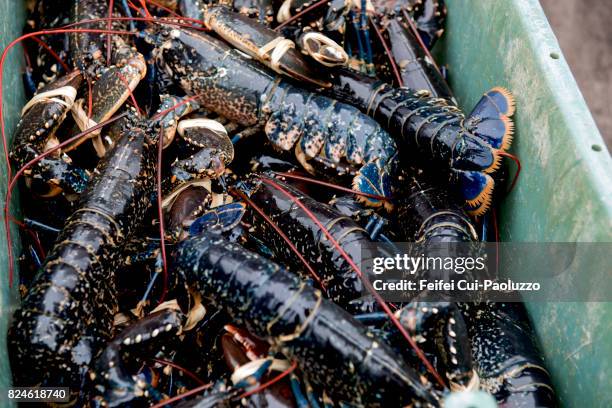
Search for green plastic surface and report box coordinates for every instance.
[0,0,25,405]
[435,0,612,407]
[0,0,611,407]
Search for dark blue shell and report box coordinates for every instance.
[189,202,247,236]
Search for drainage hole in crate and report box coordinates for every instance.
[591,144,602,152]
[550,52,560,59]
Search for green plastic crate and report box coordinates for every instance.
[0,0,25,404]
[435,1,612,406]
[1,0,611,406]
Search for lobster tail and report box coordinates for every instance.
[452,169,495,216]
[465,87,516,152]
[353,160,393,211]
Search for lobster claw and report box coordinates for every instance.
[189,202,247,236]
[10,70,87,198]
[298,31,349,67]
[203,5,332,88]
[68,43,147,156]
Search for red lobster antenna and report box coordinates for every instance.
[231,187,327,290]
[156,127,169,304]
[273,171,390,202]
[116,70,143,115]
[151,358,207,386]
[498,151,521,194]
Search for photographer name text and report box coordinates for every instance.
[372,279,541,292]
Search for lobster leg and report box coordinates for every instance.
[153,95,200,147]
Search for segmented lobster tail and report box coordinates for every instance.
[395,172,478,243]
[451,169,495,216]
[465,87,516,152]
[370,86,506,214]
[263,81,397,209]
[325,69,516,215]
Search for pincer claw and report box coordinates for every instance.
[299,32,349,67]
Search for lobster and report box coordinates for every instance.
[391,172,554,400]
[8,115,157,399]
[152,27,399,207]
[327,68,515,215]
[239,174,382,313]
[173,230,439,406]
[11,0,149,202]
[339,171,479,390]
